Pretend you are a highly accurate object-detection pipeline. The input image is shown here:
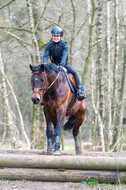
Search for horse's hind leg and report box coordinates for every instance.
[73,127,82,155]
[73,110,86,155]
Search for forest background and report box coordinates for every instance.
[0,0,125,153]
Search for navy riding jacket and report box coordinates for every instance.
[43,40,68,66]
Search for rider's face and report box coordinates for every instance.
[52,35,61,42]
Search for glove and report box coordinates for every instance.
[58,66,63,71]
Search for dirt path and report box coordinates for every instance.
[0,180,126,190]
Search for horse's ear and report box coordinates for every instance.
[41,64,45,72]
[29,64,33,71]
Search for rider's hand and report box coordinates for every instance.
[42,63,48,65]
[58,66,63,71]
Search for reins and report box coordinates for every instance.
[47,72,60,90]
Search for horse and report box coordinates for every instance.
[30,63,87,155]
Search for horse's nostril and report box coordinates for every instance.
[32,97,40,104]
[36,97,40,103]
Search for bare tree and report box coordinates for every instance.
[106,0,112,150]
[97,0,104,120]
[0,49,18,148]
[26,0,40,65]
[0,49,30,148]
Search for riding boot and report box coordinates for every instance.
[77,85,86,101]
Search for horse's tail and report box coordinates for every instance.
[63,115,76,131]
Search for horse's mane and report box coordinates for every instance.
[44,63,59,73]
[31,63,59,73]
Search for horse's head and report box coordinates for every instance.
[30,64,48,104]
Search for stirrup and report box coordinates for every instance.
[77,88,86,101]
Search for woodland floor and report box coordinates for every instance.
[0,180,126,190]
[0,151,126,190]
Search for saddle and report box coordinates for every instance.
[68,73,76,90]
[64,71,85,112]
[65,72,84,94]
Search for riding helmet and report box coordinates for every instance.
[51,26,63,36]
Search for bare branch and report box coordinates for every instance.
[0,26,32,33]
[6,31,33,46]
[96,0,112,11]
[0,0,16,10]
[42,17,67,34]
[34,0,50,36]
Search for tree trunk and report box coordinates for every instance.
[0,49,30,148]
[26,0,40,65]
[91,57,105,152]
[0,49,18,148]
[69,0,76,66]
[116,47,126,151]
[97,0,104,120]
[112,0,119,121]
[26,0,44,149]
[106,0,112,150]
[82,0,96,85]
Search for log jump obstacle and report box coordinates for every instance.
[0,149,126,184]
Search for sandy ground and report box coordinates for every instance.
[0,180,126,190]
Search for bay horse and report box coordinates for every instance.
[30,63,87,155]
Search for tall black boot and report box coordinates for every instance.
[77,85,86,101]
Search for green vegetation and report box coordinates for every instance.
[82,178,98,187]
[0,180,11,186]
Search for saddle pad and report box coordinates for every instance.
[63,71,75,93]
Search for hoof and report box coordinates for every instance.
[53,150,61,156]
[76,151,82,155]
[47,149,53,155]
[76,146,82,155]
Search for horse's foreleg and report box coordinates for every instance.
[53,110,65,156]
[44,108,53,154]
[46,120,53,154]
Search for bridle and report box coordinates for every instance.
[32,70,60,96]
[32,71,48,95]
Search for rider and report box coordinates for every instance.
[43,26,86,101]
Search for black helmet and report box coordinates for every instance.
[51,26,63,36]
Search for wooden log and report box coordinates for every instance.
[0,168,125,183]
[0,149,44,155]
[0,154,126,171]
[0,149,126,157]
[0,149,74,156]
